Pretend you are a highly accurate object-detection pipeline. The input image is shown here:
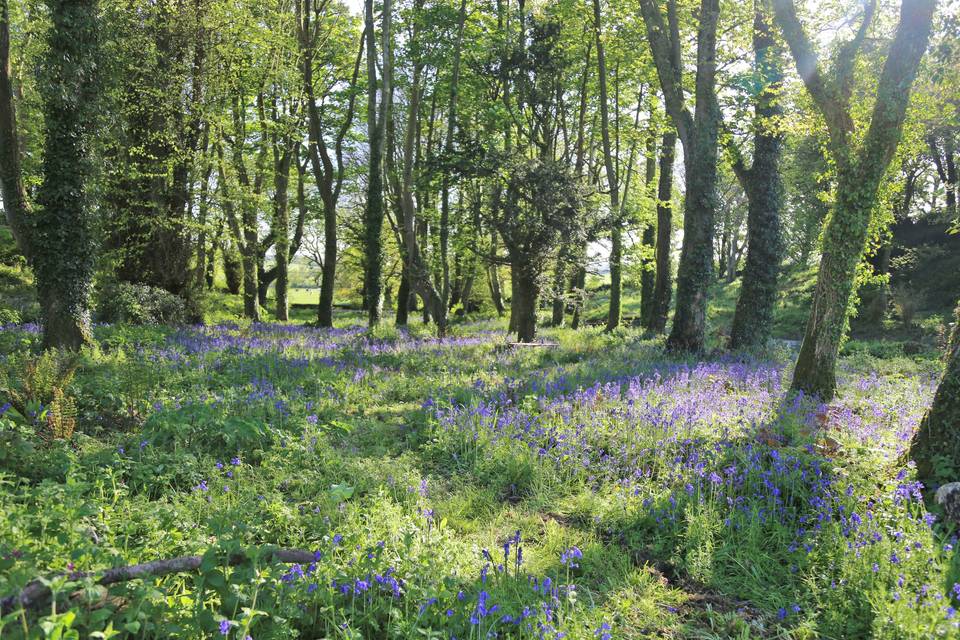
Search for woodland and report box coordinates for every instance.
[1,0,960,637]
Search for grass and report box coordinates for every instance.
[0,312,956,639]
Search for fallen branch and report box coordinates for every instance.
[1,547,317,614]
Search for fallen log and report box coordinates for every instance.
[1,546,317,614]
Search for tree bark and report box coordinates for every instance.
[729,0,785,350]
[594,0,622,333]
[363,0,391,327]
[639,132,658,325]
[647,130,676,334]
[272,136,293,321]
[0,0,31,257]
[514,261,540,343]
[34,0,100,350]
[776,0,936,398]
[640,0,721,353]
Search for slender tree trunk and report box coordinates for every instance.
[489,233,505,317]
[647,131,676,334]
[570,266,587,330]
[273,142,292,321]
[730,0,785,350]
[34,0,100,349]
[551,249,567,326]
[594,0,622,332]
[639,132,658,325]
[363,0,391,327]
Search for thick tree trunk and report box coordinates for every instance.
[640,0,721,353]
[514,264,540,343]
[909,303,960,481]
[730,0,785,350]
[647,131,676,334]
[34,0,100,350]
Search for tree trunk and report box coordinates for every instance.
[0,0,32,258]
[730,0,785,351]
[647,130,676,334]
[488,233,505,317]
[778,0,935,398]
[514,263,539,343]
[639,133,658,325]
[551,249,566,326]
[33,0,99,350]
[570,265,587,330]
[223,239,243,295]
[273,143,292,321]
[594,0,622,333]
[640,0,721,353]
[909,303,960,481]
[396,266,410,326]
[363,0,391,327]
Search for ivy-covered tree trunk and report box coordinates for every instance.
[640,0,721,353]
[909,303,960,481]
[363,0,391,327]
[646,131,676,334]
[0,0,32,257]
[729,0,785,351]
[33,0,100,350]
[775,0,936,399]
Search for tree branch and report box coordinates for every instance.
[1,547,319,614]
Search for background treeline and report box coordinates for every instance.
[1,0,958,394]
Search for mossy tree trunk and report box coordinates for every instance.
[910,303,960,481]
[34,0,100,350]
[646,130,677,334]
[774,0,935,399]
[729,0,785,351]
[640,0,721,354]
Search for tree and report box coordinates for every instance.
[362,0,392,327]
[728,0,785,351]
[639,0,722,353]
[494,155,587,342]
[909,301,960,481]
[298,0,363,328]
[774,0,936,399]
[32,0,101,349]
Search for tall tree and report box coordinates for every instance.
[728,0,785,350]
[774,0,936,398]
[363,0,392,326]
[594,0,623,332]
[639,0,722,353]
[298,0,363,328]
[33,0,100,349]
